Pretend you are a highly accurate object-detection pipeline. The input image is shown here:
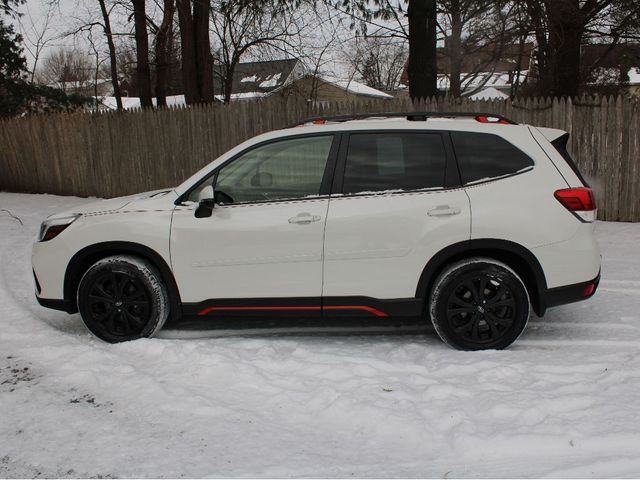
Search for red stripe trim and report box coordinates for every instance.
[197,305,388,317]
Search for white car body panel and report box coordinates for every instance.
[323,190,471,299]
[170,199,328,302]
[32,191,177,299]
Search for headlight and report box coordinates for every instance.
[38,214,81,242]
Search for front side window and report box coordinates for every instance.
[192,135,333,204]
[342,133,448,194]
[451,132,534,185]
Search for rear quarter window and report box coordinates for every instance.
[451,132,534,185]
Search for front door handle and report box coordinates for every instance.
[288,213,321,225]
[427,205,461,217]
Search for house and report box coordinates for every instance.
[213,59,392,102]
[581,43,640,95]
[398,43,535,97]
[212,58,305,101]
[273,74,393,102]
[48,78,113,97]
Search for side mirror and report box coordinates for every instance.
[195,198,215,218]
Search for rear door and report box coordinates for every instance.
[322,131,471,316]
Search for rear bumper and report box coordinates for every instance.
[541,272,600,311]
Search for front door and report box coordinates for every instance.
[171,134,336,315]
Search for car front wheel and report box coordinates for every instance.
[429,257,530,350]
[77,255,169,343]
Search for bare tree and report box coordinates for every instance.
[132,0,153,107]
[154,0,175,106]
[350,36,406,91]
[38,48,94,92]
[17,2,58,84]
[438,0,519,98]
[210,0,304,103]
[96,0,123,110]
[176,0,213,104]
[519,0,640,97]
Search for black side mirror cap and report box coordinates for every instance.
[195,198,215,218]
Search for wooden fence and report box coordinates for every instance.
[1,95,639,221]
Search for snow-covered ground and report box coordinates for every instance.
[1,192,640,478]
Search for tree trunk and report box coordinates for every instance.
[155,0,175,107]
[98,0,122,111]
[223,62,236,104]
[546,0,583,97]
[448,0,463,98]
[176,0,199,104]
[193,0,214,102]
[132,0,153,108]
[407,0,438,100]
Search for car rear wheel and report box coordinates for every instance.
[77,255,169,343]
[429,258,530,350]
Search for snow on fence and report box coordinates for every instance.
[0,95,639,221]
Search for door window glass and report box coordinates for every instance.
[342,133,447,194]
[211,135,333,204]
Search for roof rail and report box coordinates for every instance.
[288,111,518,128]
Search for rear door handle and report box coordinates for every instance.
[427,205,461,217]
[288,213,321,225]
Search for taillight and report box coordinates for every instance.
[554,187,596,222]
[475,115,511,125]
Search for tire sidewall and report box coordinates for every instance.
[77,256,168,343]
[430,259,530,351]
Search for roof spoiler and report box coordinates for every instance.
[288,112,518,128]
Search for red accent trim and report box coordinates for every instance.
[197,305,388,317]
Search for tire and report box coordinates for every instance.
[429,257,530,351]
[77,255,169,343]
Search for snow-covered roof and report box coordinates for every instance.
[437,71,529,92]
[214,59,300,95]
[98,95,187,110]
[318,76,393,99]
[468,87,510,101]
[214,92,267,101]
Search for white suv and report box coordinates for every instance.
[32,112,600,350]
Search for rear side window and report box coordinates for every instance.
[451,132,534,185]
[342,133,447,194]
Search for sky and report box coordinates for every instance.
[11,0,397,81]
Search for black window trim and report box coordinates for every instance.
[175,132,342,206]
[331,129,462,197]
[449,131,536,187]
[551,132,589,187]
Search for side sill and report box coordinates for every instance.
[36,296,78,314]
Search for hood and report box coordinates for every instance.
[47,189,177,219]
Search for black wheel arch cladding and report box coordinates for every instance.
[64,241,182,323]
[416,239,548,317]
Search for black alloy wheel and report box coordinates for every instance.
[430,258,530,350]
[78,256,169,342]
[87,271,152,338]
